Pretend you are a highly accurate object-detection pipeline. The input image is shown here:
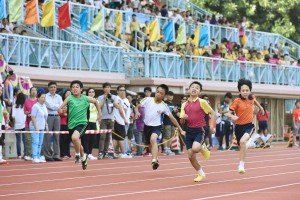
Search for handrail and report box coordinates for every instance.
[124,51,300,86]
[0,33,123,72]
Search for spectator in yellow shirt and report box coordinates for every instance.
[144,21,150,35]
[254,52,265,63]
[130,14,140,34]
[225,50,237,60]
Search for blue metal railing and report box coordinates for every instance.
[124,52,300,86]
[166,0,211,18]
[0,33,123,72]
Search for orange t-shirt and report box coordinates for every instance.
[292,108,300,123]
[230,95,255,125]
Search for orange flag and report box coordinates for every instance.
[24,0,39,24]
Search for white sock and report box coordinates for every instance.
[75,153,80,156]
[81,154,86,160]
[198,168,205,176]
[239,161,245,168]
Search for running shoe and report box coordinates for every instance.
[81,154,88,170]
[201,144,210,160]
[152,159,159,170]
[193,173,206,182]
[75,155,81,164]
[238,165,245,174]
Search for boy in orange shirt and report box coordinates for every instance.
[227,79,264,174]
[292,100,300,147]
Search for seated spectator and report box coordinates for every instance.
[224,50,236,60]
[268,54,279,65]
[254,52,265,63]
[262,46,269,57]
[143,39,152,52]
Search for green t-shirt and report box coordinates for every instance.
[68,95,90,129]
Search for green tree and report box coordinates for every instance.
[191,0,300,44]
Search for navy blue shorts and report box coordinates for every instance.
[235,123,255,145]
[258,121,268,131]
[144,125,162,145]
[184,127,205,150]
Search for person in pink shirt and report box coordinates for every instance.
[23,87,38,161]
[256,103,272,148]
[268,54,279,65]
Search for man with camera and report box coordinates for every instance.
[98,82,119,159]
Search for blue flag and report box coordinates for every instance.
[200,26,209,47]
[164,21,175,42]
[80,9,88,33]
[0,0,6,19]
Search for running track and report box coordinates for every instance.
[0,144,299,200]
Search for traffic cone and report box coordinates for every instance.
[171,130,181,155]
[107,135,115,157]
[287,133,294,148]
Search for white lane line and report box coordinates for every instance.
[1,151,298,178]
[0,162,300,197]
[0,148,294,171]
[1,156,298,187]
[76,170,300,200]
[192,182,300,200]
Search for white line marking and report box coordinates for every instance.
[0,147,293,171]
[77,170,300,200]
[1,162,300,197]
[192,182,300,200]
[1,151,298,178]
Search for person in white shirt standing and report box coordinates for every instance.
[43,82,63,162]
[135,84,185,170]
[12,93,27,159]
[113,85,131,158]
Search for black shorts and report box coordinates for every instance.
[185,127,205,150]
[69,124,88,138]
[112,122,126,141]
[258,121,268,132]
[144,125,162,145]
[235,123,255,145]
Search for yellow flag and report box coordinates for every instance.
[149,19,160,43]
[91,8,104,32]
[192,24,200,47]
[115,12,122,37]
[41,0,55,27]
[175,23,186,45]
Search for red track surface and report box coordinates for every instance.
[0,144,299,200]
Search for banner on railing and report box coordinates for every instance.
[125,12,150,24]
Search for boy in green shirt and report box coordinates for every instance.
[58,80,102,170]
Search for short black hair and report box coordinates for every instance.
[157,84,169,94]
[138,92,146,99]
[167,91,174,96]
[117,85,125,91]
[48,81,57,87]
[102,82,111,88]
[132,14,136,17]
[70,80,83,88]
[189,81,202,91]
[225,92,233,99]
[37,91,45,98]
[237,79,252,91]
[144,87,152,93]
